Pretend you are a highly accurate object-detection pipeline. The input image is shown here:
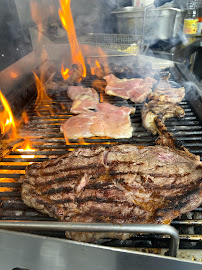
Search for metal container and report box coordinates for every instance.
[112,5,181,40]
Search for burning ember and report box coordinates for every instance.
[59,0,86,78]
[17,139,36,159]
[33,72,54,117]
[0,91,17,139]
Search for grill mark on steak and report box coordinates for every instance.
[109,171,191,178]
[77,196,133,204]
[41,187,73,195]
[37,175,80,186]
[35,164,103,177]
[85,182,113,189]
[51,197,134,206]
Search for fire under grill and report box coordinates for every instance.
[0,60,202,256]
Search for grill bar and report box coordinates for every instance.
[0,221,179,257]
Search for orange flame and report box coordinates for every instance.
[21,111,29,125]
[0,178,16,192]
[91,60,101,75]
[61,65,70,80]
[30,1,43,42]
[59,0,86,78]
[95,60,101,68]
[33,72,54,117]
[77,137,111,145]
[17,139,36,159]
[0,91,17,139]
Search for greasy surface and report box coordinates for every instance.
[20,145,202,242]
[142,100,185,135]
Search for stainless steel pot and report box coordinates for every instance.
[112,5,181,40]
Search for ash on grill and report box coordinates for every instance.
[0,61,202,251]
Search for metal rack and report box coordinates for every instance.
[79,33,141,54]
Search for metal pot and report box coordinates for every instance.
[112,5,181,40]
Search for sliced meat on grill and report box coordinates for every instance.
[148,78,185,103]
[70,97,99,114]
[142,100,185,135]
[66,66,83,85]
[68,86,99,101]
[103,74,157,103]
[20,144,202,242]
[96,102,135,115]
[68,86,99,114]
[61,111,95,139]
[61,103,134,139]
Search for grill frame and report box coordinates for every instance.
[0,56,202,257]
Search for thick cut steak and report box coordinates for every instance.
[20,145,202,242]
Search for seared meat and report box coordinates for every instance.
[66,67,83,85]
[104,74,157,103]
[142,100,185,135]
[61,103,134,139]
[148,78,185,104]
[20,144,202,242]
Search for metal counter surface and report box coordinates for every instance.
[0,229,202,270]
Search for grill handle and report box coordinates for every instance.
[0,221,179,257]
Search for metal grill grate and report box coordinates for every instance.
[79,33,141,54]
[0,72,202,250]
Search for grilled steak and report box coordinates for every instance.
[20,144,202,242]
[142,100,185,135]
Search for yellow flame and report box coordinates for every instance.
[17,139,36,159]
[33,72,54,117]
[61,65,70,80]
[0,91,17,139]
[59,0,86,78]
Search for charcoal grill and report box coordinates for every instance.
[0,47,202,265]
